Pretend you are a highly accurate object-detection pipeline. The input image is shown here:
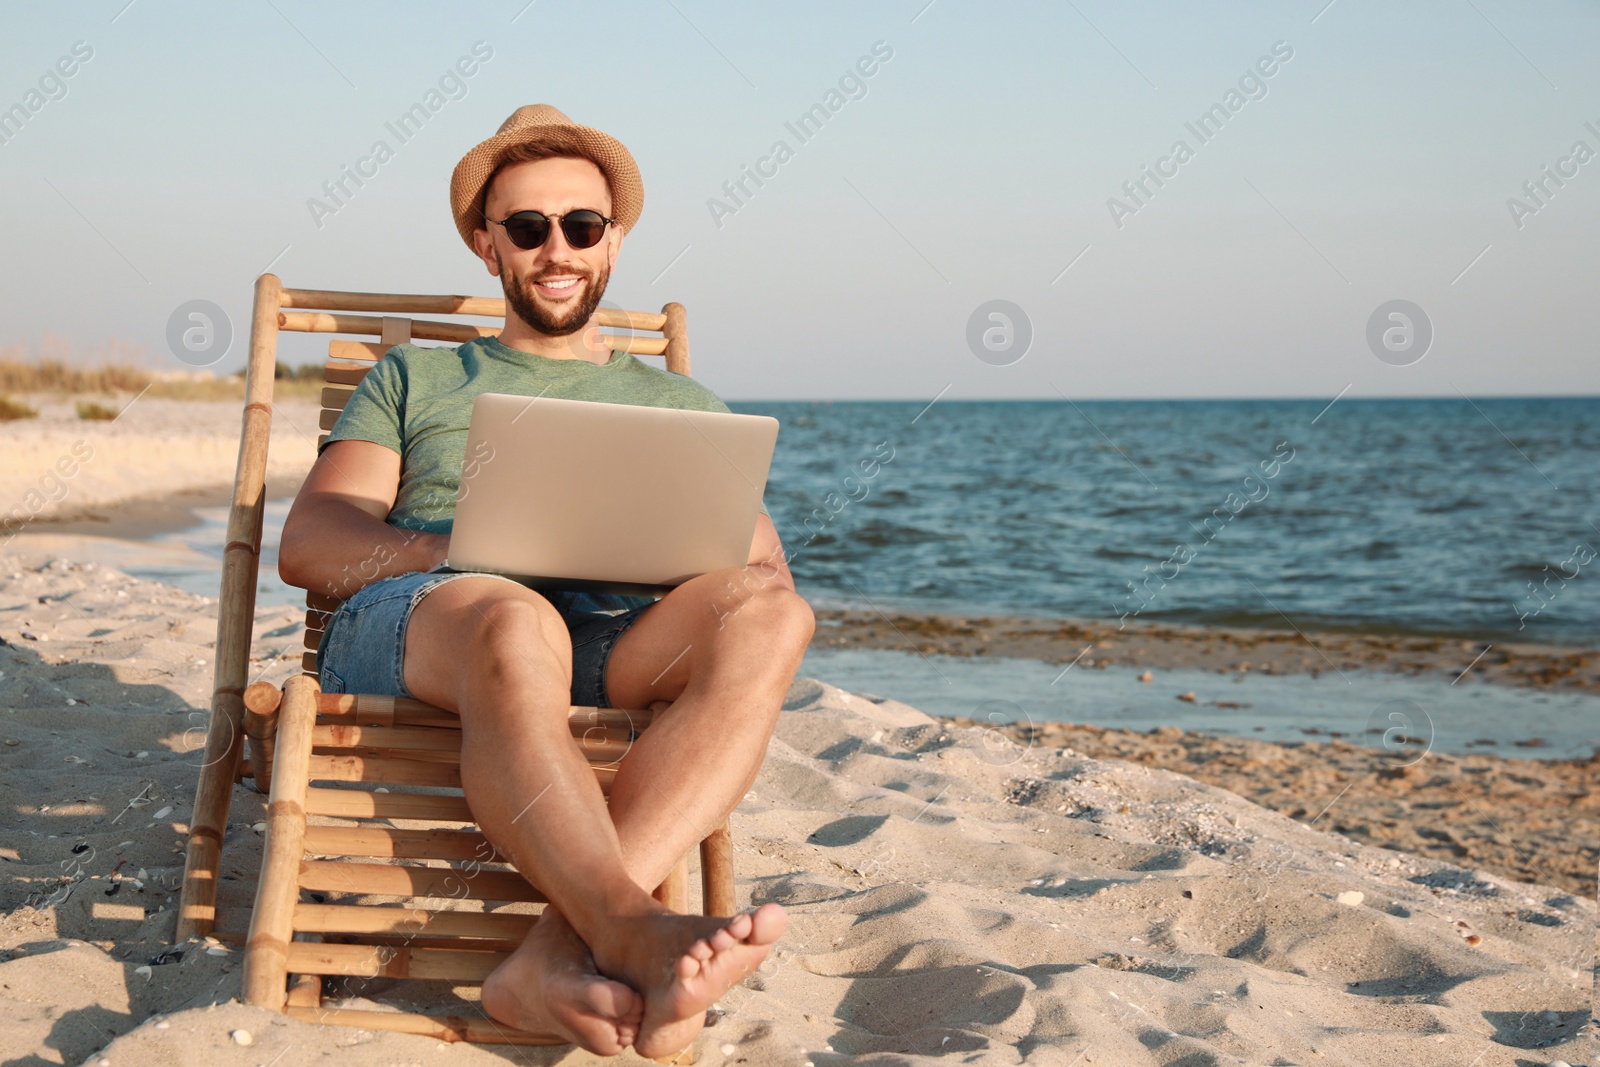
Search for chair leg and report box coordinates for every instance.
[175,688,250,940]
[653,856,691,912]
[699,822,735,917]
[242,681,284,794]
[243,674,320,1011]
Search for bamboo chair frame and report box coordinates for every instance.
[177,275,735,1046]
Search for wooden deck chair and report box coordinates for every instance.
[177,274,736,1048]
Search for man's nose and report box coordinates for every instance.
[535,220,578,257]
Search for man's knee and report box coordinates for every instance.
[470,594,568,656]
[713,584,814,651]
[430,592,571,700]
[404,585,570,708]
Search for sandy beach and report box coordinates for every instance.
[0,397,321,537]
[961,717,1599,898]
[0,551,1593,1066]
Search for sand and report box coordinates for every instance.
[0,398,321,536]
[0,553,1593,1066]
[962,718,1599,898]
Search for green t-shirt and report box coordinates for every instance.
[323,334,750,536]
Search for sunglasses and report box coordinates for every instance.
[488,209,616,251]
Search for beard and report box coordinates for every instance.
[497,251,610,337]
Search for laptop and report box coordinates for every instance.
[442,394,779,596]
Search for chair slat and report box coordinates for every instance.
[286,972,322,1010]
[293,903,532,940]
[282,312,493,343]
[302,825,495,862]
[282,1005,562,1045]
[321,386,356,412]
[307,592,343,613]
[305,753,617,792]
[308,753,463,788]
[324,362,371,386]
[314,694,656,735]
[305,609,330,631]
[319,933,525,954]
[285,940,507,981]
[302,651,320,674]
[303,786,473,821]
[307,723,631,765]
[324,337,659,372]
[596,307,668,331]
[293,313,664,348]
[281,288,507,317]
[318,693,451,722]
[322,748,460,765]
[298,860,543,903]
[313,724,462,753]
[601,334,668,356]
[328,340,391,363]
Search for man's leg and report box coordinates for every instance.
[400,576,787,1058]
[601,566,816,892]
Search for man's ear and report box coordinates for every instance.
[606,225,624,272]
[472,224,502,277]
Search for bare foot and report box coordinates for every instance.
[593,902,787,1060]
[481,907,644,1054]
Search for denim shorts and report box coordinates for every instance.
[318,570,655,708]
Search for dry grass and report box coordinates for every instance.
[75,400,119,421]
[0,360,151,394]
[0,335,152,393]
[141,376,323,401]
[0,396,38,421]
[0,335,326,404]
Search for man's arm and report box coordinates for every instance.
[278,440,448,600]
[746,513,797,593]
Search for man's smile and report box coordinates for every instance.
[535,274,582,297]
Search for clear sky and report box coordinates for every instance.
[2,0,1596,400]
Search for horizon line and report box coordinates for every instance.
[724,392,1600,403]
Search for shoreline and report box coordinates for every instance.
[812,606,1599,696]
[8,474,306,541]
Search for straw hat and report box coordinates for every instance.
[449,104,643,252]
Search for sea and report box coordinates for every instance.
[743,396,1600,647]
[96,396,1600,757]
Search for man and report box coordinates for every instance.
[277,105,813,1059]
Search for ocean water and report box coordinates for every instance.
[79,398,1596,753]
[736,397,1600,647]
[799,647,1599,759]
